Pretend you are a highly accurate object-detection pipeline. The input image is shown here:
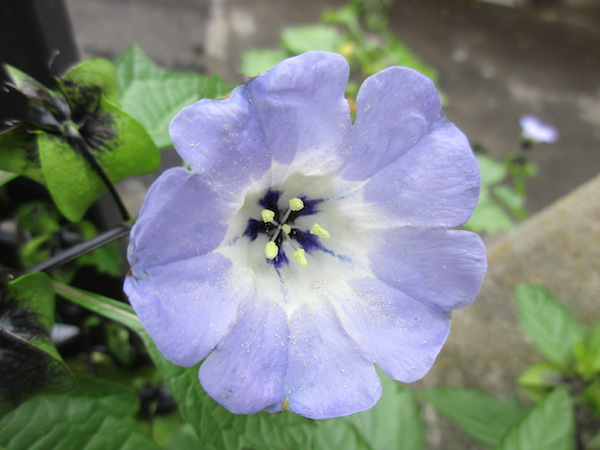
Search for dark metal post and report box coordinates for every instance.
[0,0,79,128]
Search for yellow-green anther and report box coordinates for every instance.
[310,223,331,239]
[281,224,292,234]
[264,241,279,260]
[261,209,275,222]
[293,248,308,267]
[289,197,304,211]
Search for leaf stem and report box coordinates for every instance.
[26,224,131,274]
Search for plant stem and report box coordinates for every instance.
[26,224,131,274]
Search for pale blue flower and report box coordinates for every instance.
[124,52,487,419]
[520,114,559,144]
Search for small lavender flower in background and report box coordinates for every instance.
[520,114,559,144]
[124,52,487,419]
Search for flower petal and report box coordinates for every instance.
[128,167,230,268]
[342,67,442,181]
[520,114,559,143]
[339,66,479,227]
[244,51,351,174]
[169,87,271,197]
[336,277,452,382]
[362,121,480,227]
[369,228,487,311]
[199,299,288,414]
[284,302,382,419]
[124,253,240,366]
[170,52,351,195]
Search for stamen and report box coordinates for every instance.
[310,223,331,239]
[261,209,275,222]
[292,248,308,267]
[252,192,324,266]
[264,241,279,260]
[288,197,304,211]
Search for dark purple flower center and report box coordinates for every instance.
[243,189,326,268]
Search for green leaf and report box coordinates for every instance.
[158,363,422,450]
[3,62,159,222]
[104,322,136,366]
[464,190,515,235]
[349,376,424,450]
[19,234,53,268]
[165,424,202,450]
[478,153,508,188]
[16,202,62,236]
[0,273,74,407]
[515,283,585,371]
[574,322,600,379]
[61,58,120,113]
[0,375,160,450]
[0,127,44,184]
[38,96,159,222]
[0,170,17,187]
[115,45,235,149]
[240,48,289,76]
[281,25,344,54]
[3,65,67,117]
[518,362,567,402]
[384,37,438,82]
[322,5,361,36]
[15,202,62,269]
[498,388,574,450]
[417,388,526,448]
[465,153,527,233]
[76,220,123,277]
[582,381,600,416]
[494,184,525,212]
[55,283,424,450]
